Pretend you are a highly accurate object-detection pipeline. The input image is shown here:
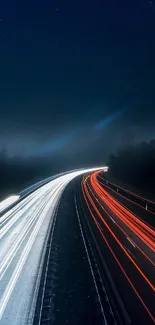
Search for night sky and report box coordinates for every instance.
[0,0,155,168]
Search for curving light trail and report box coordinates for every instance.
[82,171,155,324]
[0,195,20,213]
[0,167,107,325]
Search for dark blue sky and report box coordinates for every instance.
[0,0,155,163]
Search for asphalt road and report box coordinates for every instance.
[81,171,155,325]
[0,168,154,325]
[97,173,155,227]
[34,171,155,325]
[33,178,117,325]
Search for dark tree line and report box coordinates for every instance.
[1,139,155,201]
[0,151,52,200]
[108,140,155,194]
[0,148,74,200]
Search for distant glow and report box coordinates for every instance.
[95,109,126,131]
[0,196,19,213]
[28,133,74,157]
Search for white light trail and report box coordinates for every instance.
[0,195,19,213]
[0,167,108,325]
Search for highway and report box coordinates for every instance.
[0,167,105,325]
[82,171,155,325]
[0,167,155,325]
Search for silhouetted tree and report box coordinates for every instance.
[108,140,155,193]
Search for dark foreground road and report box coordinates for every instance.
[33,174,155,325]
[33,179,117,325]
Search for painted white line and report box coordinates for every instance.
[126,237,136,248]
[123,244,137,261]
[110,217,116,224]
[75,195,108,325]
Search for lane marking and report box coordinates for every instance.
[123,245,137,261]
[37,199,58,325]
[75,194,108,325]
[79,197,118,324]
[82,184,155,323]
[127,237,136,248]
[110,217,116,224]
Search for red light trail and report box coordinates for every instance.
[82,171,155,324]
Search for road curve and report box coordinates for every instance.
[0,167,107,325]
[82,171,155,325]
[1,167,154,325]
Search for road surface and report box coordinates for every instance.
[0,168,105,325]
[0,168,154,325]
[81,171,155,325]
